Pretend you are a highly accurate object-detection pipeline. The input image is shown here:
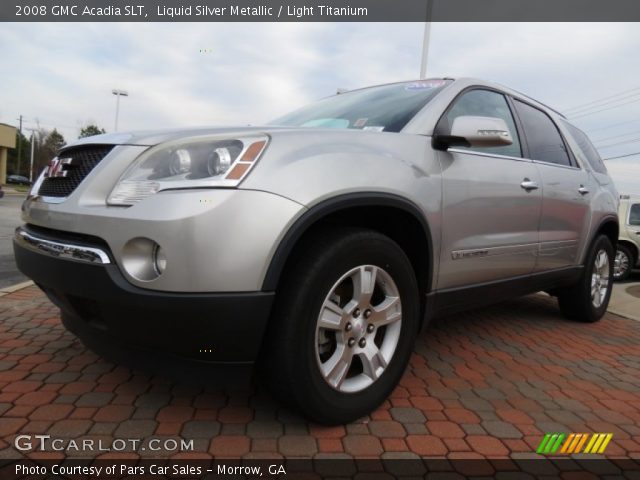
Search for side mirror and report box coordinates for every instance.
[434,116,514,150]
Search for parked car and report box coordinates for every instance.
[14,78,619,423]
[613,194,640,281]
[7,174,31,186]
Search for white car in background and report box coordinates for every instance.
[614,194,640,281]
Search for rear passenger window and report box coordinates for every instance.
[513,100,571,166]
[563,121,608,174]
[630,204,640,226]
[443,89,522,158]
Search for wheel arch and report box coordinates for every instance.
[593,216,619,251]
[262,193,434,319]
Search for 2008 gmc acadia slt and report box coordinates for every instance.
[14,78,619,423]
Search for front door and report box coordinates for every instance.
[436,89,542,290]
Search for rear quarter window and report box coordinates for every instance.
[562,121,608,174]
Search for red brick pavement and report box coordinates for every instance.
[1,286,639,459]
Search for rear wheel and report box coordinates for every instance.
[557,235,614,323]
[613,244,634,281]
[261,228,420,424]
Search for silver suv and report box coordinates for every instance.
[14,78,619,423]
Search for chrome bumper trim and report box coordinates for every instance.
[15,228,111,265]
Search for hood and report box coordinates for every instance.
[67,125,294,148]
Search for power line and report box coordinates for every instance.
[586,118,640,134]
[593,130,640,143]
[568,97,640,119]
[564,92,640,115]
[596,136,640,149]
[562,86,640,113]
[603,151,640,161]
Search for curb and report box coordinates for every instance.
[0,280,35,296]
[607,307,640,322]
[607,282,640,322]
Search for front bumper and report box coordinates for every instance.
[14,227,274,363]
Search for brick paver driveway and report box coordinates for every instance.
[1,286,639,460]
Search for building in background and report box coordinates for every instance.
[0,123,17,184]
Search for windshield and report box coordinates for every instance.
[271,79,452,133]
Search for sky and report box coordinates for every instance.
[0,22,639,192]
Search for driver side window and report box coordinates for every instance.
[444,89,522,158]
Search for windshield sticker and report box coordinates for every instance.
[363,126,385,132]
[405,80,447,90]
[353,118,368,127]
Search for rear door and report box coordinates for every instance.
[436,89,542,290]
[511,100,591,271]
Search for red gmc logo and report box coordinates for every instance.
[45,157,72,178]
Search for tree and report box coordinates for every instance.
[7,131,31,177]
[32,128,67,178]
[45,129,66,151]
[79,124,106,138]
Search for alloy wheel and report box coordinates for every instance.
[613,249,630,280]
[315,265,402,393]
[591,249,610,308]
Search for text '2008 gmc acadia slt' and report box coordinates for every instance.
[14,78,619,424]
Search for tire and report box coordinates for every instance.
[557,235,614,323]
[613,244,634,282]
[260,227,420,424]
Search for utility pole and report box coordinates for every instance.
[112,89,129,132]
[17,115,23,175]
[419,0,433,79]
[29,130,36,183]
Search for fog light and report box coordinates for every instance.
[121,238,165,281]
[153,245,167,275]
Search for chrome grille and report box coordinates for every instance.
[38,145,114,198]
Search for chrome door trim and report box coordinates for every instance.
[452,243,538,260]
[531,159,582,171]
[538,239,578,256]
[447,148,533,164]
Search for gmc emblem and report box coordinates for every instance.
[45,157,73,178]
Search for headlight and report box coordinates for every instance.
[107,135,268,205]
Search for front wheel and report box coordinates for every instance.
[261,228,420,424]
[613,244,634,281]
[557,235,614,323]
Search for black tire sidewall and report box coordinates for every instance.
[286,232,419,423]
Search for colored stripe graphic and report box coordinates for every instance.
[574,433,589,453]
[538,433,612,455]
[597,434,613,454]
[584,433,599,453]
[537,433,565,454]
[560,433,576,454]
[536,433,553,454]
[585,433,614,454]
[549,433,565,454]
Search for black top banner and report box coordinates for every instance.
[3,0,640,22]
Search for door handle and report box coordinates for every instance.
[520,179,539,191]
[578,186,590,195]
